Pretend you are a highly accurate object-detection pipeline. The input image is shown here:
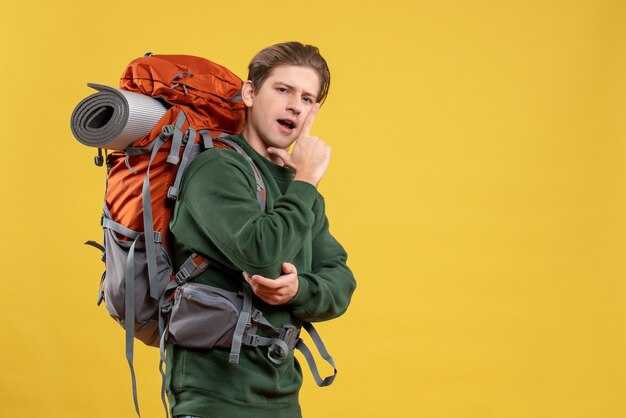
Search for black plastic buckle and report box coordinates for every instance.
[94,148,104,166]
[244,334,261,347]
[161,125,175,138]
[279,325,300,349]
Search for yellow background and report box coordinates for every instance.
[1,0,625,417]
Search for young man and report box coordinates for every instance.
[167,42,356,418]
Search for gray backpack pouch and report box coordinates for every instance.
[168,282,243,349]
[103,227,173,347]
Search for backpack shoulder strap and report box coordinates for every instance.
[213,135,267,212]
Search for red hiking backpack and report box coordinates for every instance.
[82,53,267,417]
[110,53,246,251]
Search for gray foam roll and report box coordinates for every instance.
[70,83,168,150]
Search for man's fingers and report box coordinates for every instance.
[300,103,320,138]
[251,275,282,289]
[267,147,294,170]
[282,262,297,274]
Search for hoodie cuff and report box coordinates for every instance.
[285,180,319,208]
[287,274,310,308]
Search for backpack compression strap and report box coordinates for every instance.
[99,212,163,417]
[143,120,181,304]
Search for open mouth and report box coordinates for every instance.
[277,119,295,131]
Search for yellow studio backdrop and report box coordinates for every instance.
[0,0,624,417]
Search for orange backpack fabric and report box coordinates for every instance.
[105,54,245,251]
[120,54,245,137]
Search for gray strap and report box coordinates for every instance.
[125,147,151,156]
[249,308,281,334]
[125,234,143,416]
[102,216,161,244]
[159,321,169,366]
[199,130,213,149]
[173,253,211,285]
[101,217,140,240]
[125,154,137,174]
[296,322,337,387]
[168,127,197,200]
[166,111,187,165]
[267,339,291,365]
[230,283,253,364]
[239,333,290,365]
[124,148,150,174]
[85,239,106,263]
[103,203,113,223]
[142,135,168,301]
[170,83,188,95]
[96,271,105,306]
[85,240,105,253]
[214,137,266,212]
[158,323,170,418]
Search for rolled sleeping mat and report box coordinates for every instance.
[70,83,168,150]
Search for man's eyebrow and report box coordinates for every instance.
[272,81,316,98]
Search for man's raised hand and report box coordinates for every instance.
[267,103,331,187]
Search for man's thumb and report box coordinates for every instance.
[267,147,293,169]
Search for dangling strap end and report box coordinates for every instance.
[94,148,104,167]
[166,155,180,165]
[199,130,213,149]
[96,271,106,306]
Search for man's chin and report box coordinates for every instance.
[267,136,296,150]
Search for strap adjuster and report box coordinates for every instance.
[174,268,190,284]
[250,309,264,322]
[243,334,261,347]
[161,125,175,138]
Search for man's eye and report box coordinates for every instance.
[277,87,288,93]
[303,97,313,104]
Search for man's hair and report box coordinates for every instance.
[247,41,331,104]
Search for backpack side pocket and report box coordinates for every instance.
[168,282,243,349]
[102,226,172,347]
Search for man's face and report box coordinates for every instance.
[242,65,321,152]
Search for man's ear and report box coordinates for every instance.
[241,80,255,107]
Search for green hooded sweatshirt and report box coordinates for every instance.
[166,134,356,418]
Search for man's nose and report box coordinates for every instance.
[286,96,303,114]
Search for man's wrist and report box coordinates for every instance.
[285,179,319,208]
[286,274,307,307]
[293,173,319,187]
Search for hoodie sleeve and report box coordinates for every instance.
[171,150,318,279]
[287,196,357,322]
